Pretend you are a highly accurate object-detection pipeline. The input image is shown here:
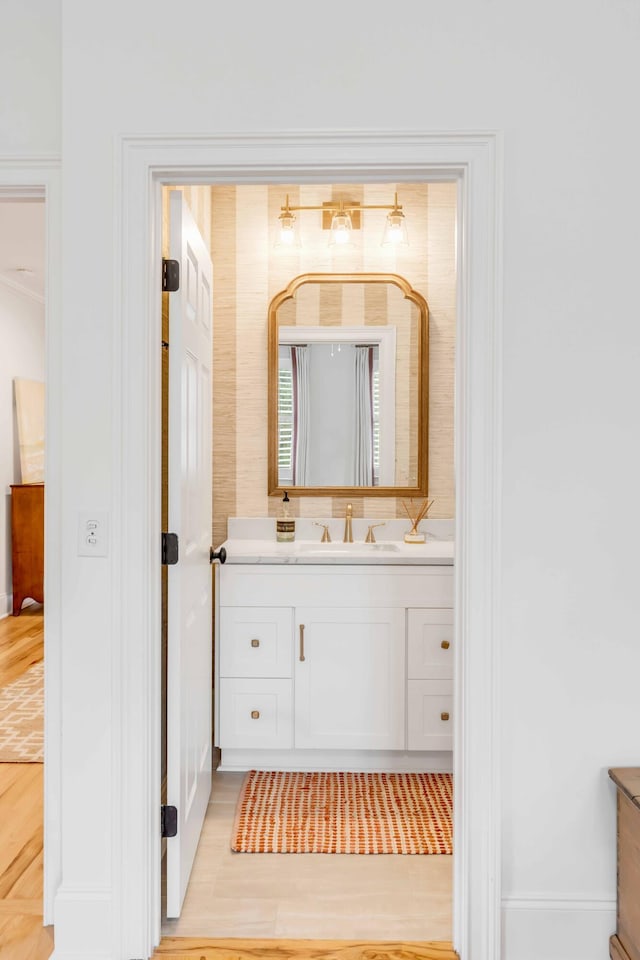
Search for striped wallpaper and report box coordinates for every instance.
[163,182,456,548]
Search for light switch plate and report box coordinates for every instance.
[77,511,109,558]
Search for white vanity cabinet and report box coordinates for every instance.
[217,563,453,771]
[218,607,293,749]
[294,608,405,751]
[407,608,454,751]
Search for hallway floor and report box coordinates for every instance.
[162,770,452,940]
[0,605,52,960]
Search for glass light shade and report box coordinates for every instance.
[275,210,300,249]
[382,209,409,247]
[328,210,354,247]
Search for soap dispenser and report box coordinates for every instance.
[276,491,295,543]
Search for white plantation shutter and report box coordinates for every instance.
[372,358,380,485]
[278,355,294,484]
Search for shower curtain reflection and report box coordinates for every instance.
[291,345,310,486]
[282,342,378,487]
[354,345,374,486]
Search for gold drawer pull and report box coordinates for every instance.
[251,638,260,648]
[441,640,450,650]
[441,711,450,722]
[251,710,260,720]
[299,624,305,662]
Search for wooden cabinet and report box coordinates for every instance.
[10,483,44,616]
[609,768,640,960]
[217,564,454,770]
[294,608,405,751]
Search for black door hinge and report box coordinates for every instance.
[162,258,180,292]
[161,532,179,565]
[161,805,178,838]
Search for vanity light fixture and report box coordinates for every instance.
[274,202,301,249]
[328,204,354,247]
[381,194,409,247]
[275,193,409,249]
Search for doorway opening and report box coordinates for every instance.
[0,192,52,957]
[160,180,457,943]
[114,131,502,960]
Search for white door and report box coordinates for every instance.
[166,191,213,918]
[294,607,405,750]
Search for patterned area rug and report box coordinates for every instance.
[0,661,44,762]
[231,770,452,855]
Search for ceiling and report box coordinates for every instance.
[0,201,46,302]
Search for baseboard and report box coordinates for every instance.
[502,896,616,960]
[219,747,454,773]
[51,886,112,959]
[50,954,111,960]
[0,593,11,619]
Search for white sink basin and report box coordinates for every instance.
[218,536,453,565]
[296,541,401,555]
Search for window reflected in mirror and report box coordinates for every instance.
[278,341,383,487]
[268,274,428,497]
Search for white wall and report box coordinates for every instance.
[0,0,61,156]
[1,0,636,957]
[0,282,45,616]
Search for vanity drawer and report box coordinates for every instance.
[220,607,293,678]
[219,678,292,749]
[407,680,453,751]
[407,608,453,680]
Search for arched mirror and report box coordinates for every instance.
[268,273,428,497]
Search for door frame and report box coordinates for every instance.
[115,131,503,960]
[0,157,62,926]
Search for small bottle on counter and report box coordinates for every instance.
[276,491,296,542]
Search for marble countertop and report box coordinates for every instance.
[219,537,454,566]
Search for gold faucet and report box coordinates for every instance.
[343,503,353,543]
[365,522,386,544]
[313,522,331,543]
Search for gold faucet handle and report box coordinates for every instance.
[365,522,386,544]
[313,522,331,543]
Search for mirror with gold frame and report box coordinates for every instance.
[268,273,428,497]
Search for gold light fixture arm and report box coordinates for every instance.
[277,192,406,248]
[280,193,404,216]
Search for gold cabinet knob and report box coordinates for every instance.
[441,640,450,649]
[441,711,450,721]
[251,710,260,719]
[250,638,260,648]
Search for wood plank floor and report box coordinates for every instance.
[0,604,45,687]
[154,938,457,959]
[0,606,53,960]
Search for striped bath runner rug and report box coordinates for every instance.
[231,770,452,855]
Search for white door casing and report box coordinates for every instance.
[166,191,214,918]
[111,132,502,960]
